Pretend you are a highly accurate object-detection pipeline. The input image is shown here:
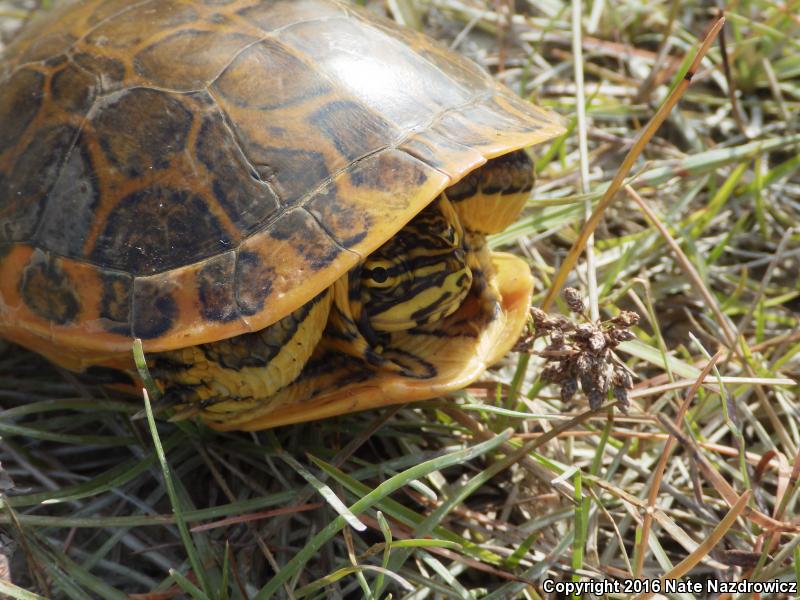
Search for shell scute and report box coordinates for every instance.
[277,16,472,129]
[195,113,281,235]
[360,15,491,95]
[0,124,78,245]
[71,52,127,89]
[19,32,78,66]
[212,112,342,209]
[234,250,276,316]
[0,68,43,156]
[429,98,560,160]
[20,250,81,325]
[93,88,194,178]
[34,136,99,257]
[306,149,449,257]
[98,270,133,333]
[248,146,330,207]
[132,275,178,339]
[398,133,486,182]
[50,63,97,114]
[84,0,199,49]
[90,185,232,275]
[211,38,331,111]
[85,0,153,28]
[308,100,399,165]
[235,0,347,34]
[196,250,238,323]
[269,209,342,271]
[134,29,257,90]
[233,208,350,318]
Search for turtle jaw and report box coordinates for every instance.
[204,251,533,431]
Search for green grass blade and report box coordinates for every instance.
[255,430,512,599]
[140,385,212,596]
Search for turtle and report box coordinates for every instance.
[0,0,565,431]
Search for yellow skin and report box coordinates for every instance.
[155,161,533,427]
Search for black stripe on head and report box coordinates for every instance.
[358,200,471,332]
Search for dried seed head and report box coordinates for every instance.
[564,287,585,313]
[613,386,630,412]
[554,316,574,331]
[576,353,592,375]
[611,329,636,344]
[612,311,640,327]
[544,343,568,356]
[612,367,633,389]
[595,368,612,393]
[580,373,595,395]
[542,363,566,383]
[516,298,639,414]
[588,331,606,352]
[561,378,578,403]
[531,307,549,328]
[588,389,605,410]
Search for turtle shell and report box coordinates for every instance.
[0,0,564,370]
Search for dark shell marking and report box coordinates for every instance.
[0,124,78,244]
[34,137,99,256]
[269,209,341,269]
[51,63,97,114]
[195,113,280,235]
[309,100,398,163]
[99,270,133,332]
[241,145,331,206]
[0,69,43,155]
[197,251,238,323]
[72,53,127,86]
[235,251,275,316]
[93,88,193,178]
[20,251,80,325]
[132,277,178,339]
[91,185,231,275]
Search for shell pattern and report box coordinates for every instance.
[0,0,564,367]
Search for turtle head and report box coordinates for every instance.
[359,196,472,333]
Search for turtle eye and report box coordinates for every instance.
[363,260,396,289]
[370,267,388,283]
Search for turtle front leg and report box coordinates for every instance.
[152,289,332,416]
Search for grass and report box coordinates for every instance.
[2,0,800,598]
